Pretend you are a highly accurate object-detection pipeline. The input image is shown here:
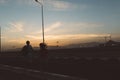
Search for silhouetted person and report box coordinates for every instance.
[39,43,48,64]
[21,40,34,63]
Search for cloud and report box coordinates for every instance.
[25,22,62,40]
[48,22,105,34]
[0,0,34,5]
[0,0,7,4]
[9,22,24,32]
[16,0,34,5]
[46,0,77,11]
[24,21,106,45]
[31,22,62,34]
[29,21,104,36]
[45,0,89,11]
[46,34,111,40]
[65,22,104,28]
[1,36,6,39]
[25,35,41,40]
[25,33,110,40]
[45,22,62,32]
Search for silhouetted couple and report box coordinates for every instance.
[21,41,48,63]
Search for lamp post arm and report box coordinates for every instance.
[35,0,43,6]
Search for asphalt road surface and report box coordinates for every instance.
[0,64,83,80]
[0,47,120,80]
[0,69,41,80]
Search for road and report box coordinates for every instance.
[0,69,40,80]
[0,64,84,80]
[0,47,120,80]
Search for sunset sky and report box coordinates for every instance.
[0,0,120,50]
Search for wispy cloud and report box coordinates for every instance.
[25,33,110,40]
[1,36,6,39]
[29,21,104,36]
[9,22,24,32]
[0,0,34,5]
[25,35,41,40]
[16,0,34,5]
[0,0,86,11]
[49,22,105,34]
[7,39,25,43]
[45,0,77,11]
[31,22,62,34]
[24,21,106,45]
[0,0,7,4]
[65,22,104,28]
[45,22,62,32]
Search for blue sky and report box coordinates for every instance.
[0,0,120,49]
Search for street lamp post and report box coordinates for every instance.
[35,0,45,44]
[0,27,1,53]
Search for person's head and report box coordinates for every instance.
[39,43,47,49]
[26,40,30,45]
[39,43,43,46]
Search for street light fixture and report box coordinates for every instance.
[35,0,45,44]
